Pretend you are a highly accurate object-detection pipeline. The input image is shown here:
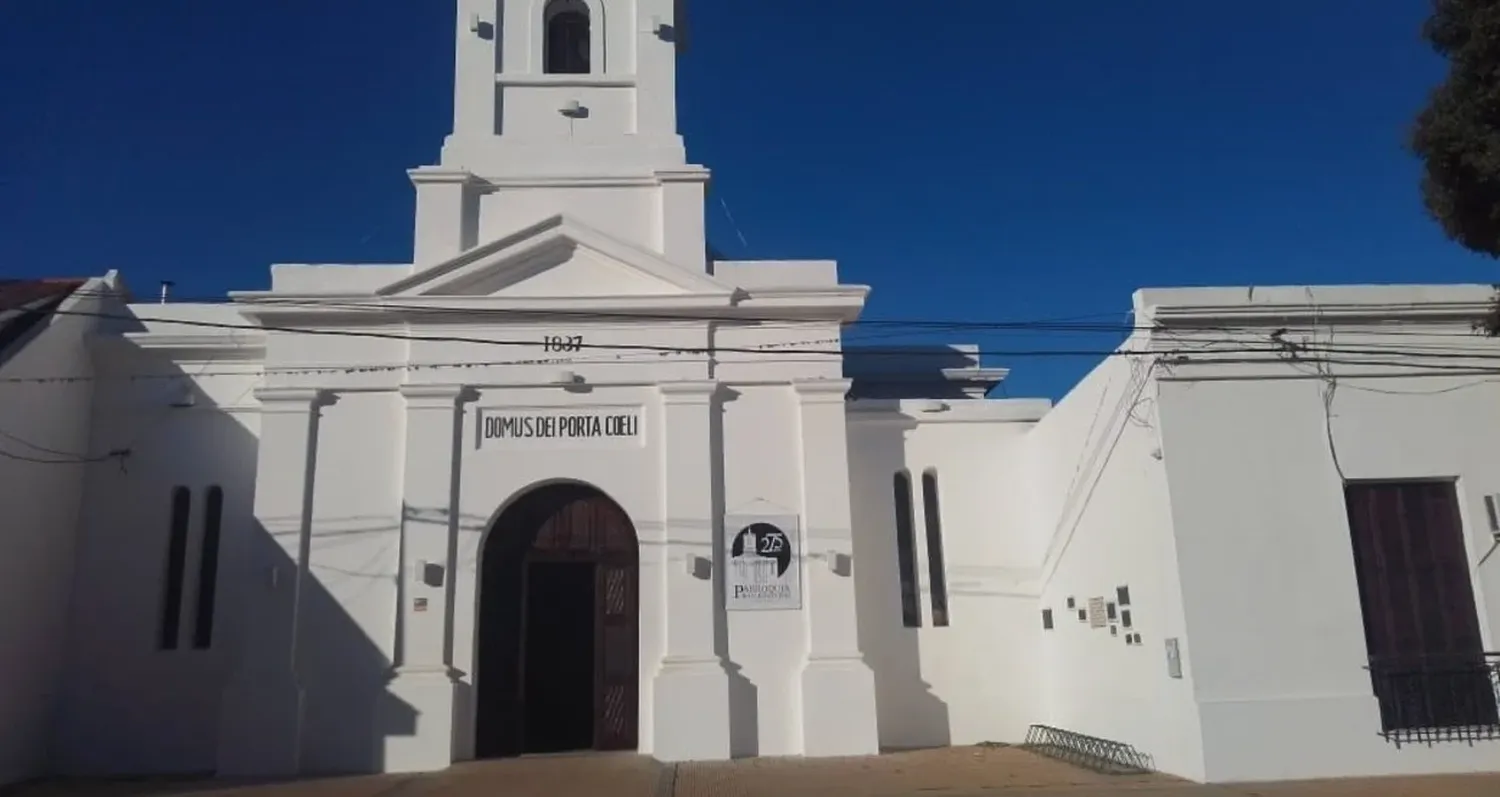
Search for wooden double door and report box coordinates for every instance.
[475,483,639,757]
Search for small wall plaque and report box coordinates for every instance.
[1041,609,1054,630]
[1116,586,1131,606]
[1121,609,1133,628]
[1087,597,1107,628]
[1165,637,1182,678]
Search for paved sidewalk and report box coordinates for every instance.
[7,746,1500,797]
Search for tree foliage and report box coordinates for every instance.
[1412,0,1500,257]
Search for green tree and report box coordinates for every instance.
[1412,0,1500,330]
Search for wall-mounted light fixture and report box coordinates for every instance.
[560,99,584,118]
[684,554,711,580]
[468,13,481,32]
[169,383,196,409]
[416,561,445,588]
[551,369,582,386]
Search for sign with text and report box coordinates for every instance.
[724,514,802,611]
[477,406,643,449]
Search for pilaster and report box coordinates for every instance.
[451,0,498,139]
[217,387,326,777]
[791,378,880,757]
[383,384,470,773]
[652,380,732,761]
[409,168,482,267]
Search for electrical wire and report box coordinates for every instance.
[53,286,1500,340]
[0,291,1496,387]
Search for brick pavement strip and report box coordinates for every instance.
[672,746,1178,797]
[7,747,1500,797]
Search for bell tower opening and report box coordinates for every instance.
[544,0,591,74]
[445,0,689,168]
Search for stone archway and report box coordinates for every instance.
[474,482,639,758]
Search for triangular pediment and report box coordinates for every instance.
[378,215,733,299]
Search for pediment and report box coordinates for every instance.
[378,215,734,299]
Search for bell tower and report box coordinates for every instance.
[411,0,706,272]
[445,0,689,174]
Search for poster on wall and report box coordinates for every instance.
[723,514,802,611]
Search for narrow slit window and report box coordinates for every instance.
[893,471,921,627]
[921,470,950,626]
[160,487,192,650]
[544,0,591,74]
[192,486,225,650]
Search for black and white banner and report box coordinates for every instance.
[724,514,802,611]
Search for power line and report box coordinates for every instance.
[36,301,1500,361]
[55,286,1500,340]
[0,292,1494,385]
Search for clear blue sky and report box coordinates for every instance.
[0,1,1491,397]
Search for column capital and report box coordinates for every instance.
[253,387,326,411]
[398,383,473,407]
[658,380,721,404]
[790,378,852,403]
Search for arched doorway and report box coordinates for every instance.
[474,482,639,758]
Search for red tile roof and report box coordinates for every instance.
[0,278,87,357]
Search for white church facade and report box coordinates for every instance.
[5,0,1500,788]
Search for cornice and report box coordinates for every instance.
[1147,301,1494,327]
[480,175,661,189]
[253,386,326,406]
[406,167,483,187]
[231,293,740,326]
[497,73,637,88]
[227,290,872,326]
[1137,285,1497,328]
[90,330,267,362]
[847,398,1052,425]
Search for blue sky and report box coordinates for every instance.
[0,1,1490,397]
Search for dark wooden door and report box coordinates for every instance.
[596,561,638,750]
[1344,481,1497,732]
[478,483,639,757]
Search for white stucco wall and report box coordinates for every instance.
[54,305,261,777]
[30,0,1500,785]
[1153,336,1500,782]
[1023,346,1204,781]
[0,276,121,786]
[847,399,1049,751]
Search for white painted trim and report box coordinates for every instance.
[370,213,735,298]
[1135,284,1497,327]
[498,74,635,88]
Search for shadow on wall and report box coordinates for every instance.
[229,512,422,775]
[57,343,419,778]
[711,388,758,757]
[231,390,419,775]
[848,405,950,749]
